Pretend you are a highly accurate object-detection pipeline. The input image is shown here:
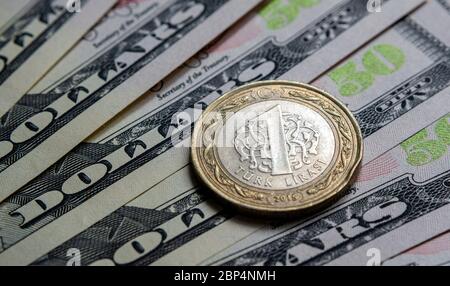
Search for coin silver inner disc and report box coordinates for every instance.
[215,100,336,191]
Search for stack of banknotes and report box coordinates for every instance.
[0,0,448,266]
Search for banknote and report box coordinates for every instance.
[0,0,428,266]
[0,0,116,116]
[0,0,261,202]
[383,231,450,266]
[30,0,167,91]
[33,166,226,266]
[170,113,449,266]
[152,1,450,265]
[28,114,450,266]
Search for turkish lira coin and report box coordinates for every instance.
[191,81,363,215]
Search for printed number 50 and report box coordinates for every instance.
[401,115,450,166]
[328,44,405,97]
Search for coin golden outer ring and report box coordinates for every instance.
[191,80,363,215]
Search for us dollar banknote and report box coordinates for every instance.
[28,115,450,266]
[157,0,450,264]
[0,0,115,116]
[30,0,167,92]
[0,0,261,202]
[0,0,428,266]
[171,113,449,266]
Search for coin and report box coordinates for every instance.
[191,81,362,215]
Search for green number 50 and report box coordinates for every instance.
[401,115,450,166]
[328,44,405,97]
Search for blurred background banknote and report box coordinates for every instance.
[0,0,449,266]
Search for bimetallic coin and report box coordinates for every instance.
[191,81,363,215]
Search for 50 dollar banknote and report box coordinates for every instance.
[151,111,449,266]
[0,0,427,265]
[28,115,450,266]
[160,1,450,265]
[31,0,450,266]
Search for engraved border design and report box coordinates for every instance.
[192,81,363,213]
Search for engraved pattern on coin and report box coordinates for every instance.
[218,101,336,191]
[234,106,321,175]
